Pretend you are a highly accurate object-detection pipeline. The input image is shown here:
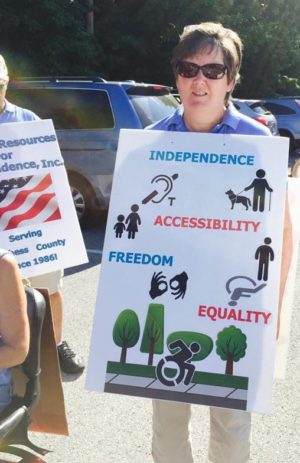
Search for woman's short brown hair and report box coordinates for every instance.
[171,22,243,102]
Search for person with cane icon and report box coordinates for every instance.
[244,169,273,212]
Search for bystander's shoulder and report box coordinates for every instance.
[0,100,40,123]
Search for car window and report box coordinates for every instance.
[7,88,114,129]
[249,102,271,115]
[263,102,296,115]
[129,94,178,127]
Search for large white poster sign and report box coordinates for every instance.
[0,120,88,276]
[86,129,289,414]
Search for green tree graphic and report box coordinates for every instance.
[140,304,164,366]
[167,331,213,361]
[216,325,247,375]
[112,309,140,364]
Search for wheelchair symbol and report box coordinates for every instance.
[156,339,200,387]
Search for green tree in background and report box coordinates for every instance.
[0,0,299,96]
[0,0,99,76]
[216,325,247,375]
[140,303,164,366]
[112,309,140,364]
[220,0,300,96]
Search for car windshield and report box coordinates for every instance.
[129,94,178,127]
[249,102,271,116]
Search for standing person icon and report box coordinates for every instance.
[125,204,141,239]
[255,237,275,281]
[113,214,126,238]
[244,169,273,212]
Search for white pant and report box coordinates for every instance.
[152,400,251,463]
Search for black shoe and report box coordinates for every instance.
[57,340,85,375]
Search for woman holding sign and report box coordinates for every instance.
[148,22,292,463]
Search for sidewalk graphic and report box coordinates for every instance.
[0,120,88,276]
[86,129,289,414]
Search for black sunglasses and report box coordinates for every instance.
[176,61,227,80]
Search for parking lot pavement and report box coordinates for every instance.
[20,223,300,463]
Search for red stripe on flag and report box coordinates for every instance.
[5,193,55,230]
[0,174,52,219]
[45,208,61,222]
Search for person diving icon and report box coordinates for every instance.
[226,275,267,306]
[244,169,273,212]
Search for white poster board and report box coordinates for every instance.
[86,129,289,414]
[0,120,88,276]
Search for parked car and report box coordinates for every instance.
[232,99,278,135]
[262,97,300,152]
[172,94,278,136]
[7,77,179,226]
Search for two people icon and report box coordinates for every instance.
[156,339,200,387]
[113,204,141,239]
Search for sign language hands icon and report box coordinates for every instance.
[149,271,168,299]
[170,271,188,299]
[149,271,189,300]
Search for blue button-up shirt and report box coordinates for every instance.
[0,99,39,123]
[147,102,271,136]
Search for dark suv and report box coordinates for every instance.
[7,77,179,226]
[262,97,300,152]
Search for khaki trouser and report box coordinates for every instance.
[152,400,251,463]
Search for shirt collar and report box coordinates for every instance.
[168,101,240,132]
[167,106,189,131]
[212,102,240,132]
[2,99,15,113]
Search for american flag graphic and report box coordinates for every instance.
[0,174,61,230]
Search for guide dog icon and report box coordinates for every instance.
[225,189,251,210]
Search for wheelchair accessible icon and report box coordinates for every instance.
[156,339,200,387]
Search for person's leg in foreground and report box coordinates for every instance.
[152,400,251,463]
[208,408,251,463]
[152,400,193,463]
